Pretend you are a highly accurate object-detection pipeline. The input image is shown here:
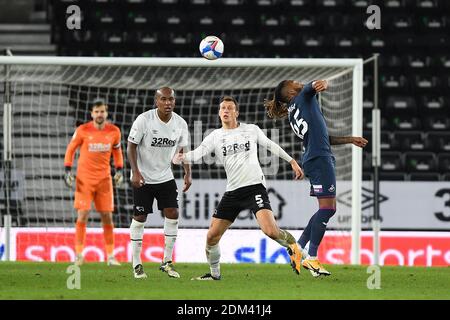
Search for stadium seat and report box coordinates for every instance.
[424,116,450,131]
[100,30,125,44]
[380,172,407,181]
[385,0,412,8]
[157,11,188,30]
[389,32,417,49]
[428,132,450,152]
[260,14,286,29]
[391,116,422,131]
[351,0,370,8]
[301,34,325,47]
[189,0,212,6]
[386,95,417,115]
[414,73,441,90]
[443,74,450,89]
[394,131,428,151]
[156,0,184,7]
[404,151,437,172]
[317,0,345,7]
[364,34,388,49]
[223,12,256,30]
[363,114,391,131]
[409,172,441,181]
[420,15,447,30]
[381,151,403,172]
[439,54,450,68]
[419,33,448,47]
[416,0,441,8]
[421,95,449,115]
[385,54,404,68]
[381,131,398,151]
[255,0,280,7]
[389,15,414,31]
[125,11,156,28]
[381,74,409,89]
[90,8,123,28]
[221,0,248,7]
[363,97,374,109]
[288,0,313,8]
[437,153,450,173]
[319,13,352,30]
[331,34,361,50]
[407,54,435,68]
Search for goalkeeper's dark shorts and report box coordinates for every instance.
[213,183,272,223]
[132,179,178,215]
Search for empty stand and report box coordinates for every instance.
[26,0,450,188]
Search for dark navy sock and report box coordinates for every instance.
[298,211,318,249]
[308,208,336,257]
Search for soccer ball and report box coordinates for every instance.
[199,36,224,60]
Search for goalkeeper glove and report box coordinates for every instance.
[113,169,124,187]
[64,167,74,189]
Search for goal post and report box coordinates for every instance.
[0,57,363,265]
[352,59,363,265]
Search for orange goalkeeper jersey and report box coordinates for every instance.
[64,122,124,181]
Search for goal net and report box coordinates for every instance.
[0,57,362,264]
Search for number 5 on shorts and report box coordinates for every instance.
[255,194,263,206]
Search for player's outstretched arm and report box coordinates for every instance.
[312,80,328,93]
[173,132,216,165]
[329,136,368,148]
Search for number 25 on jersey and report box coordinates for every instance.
[290,109,308,139]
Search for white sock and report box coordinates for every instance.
[163,218,178,263]
[206,244,221,277]
[130,219,145,269]
[302,248,309,258]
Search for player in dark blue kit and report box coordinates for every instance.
[264,79,367,277]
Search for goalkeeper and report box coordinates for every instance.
[64,99,124,266]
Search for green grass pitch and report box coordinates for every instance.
[1,262,449,300]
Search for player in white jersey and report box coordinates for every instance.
[127,87,191,279]
[173,96,304,280]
